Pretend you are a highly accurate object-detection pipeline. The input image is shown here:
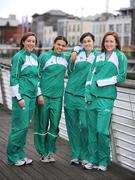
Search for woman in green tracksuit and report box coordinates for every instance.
[7,32,39,166]
[34,36,77,162]
[84,32,128,171]
[64,32,99,165]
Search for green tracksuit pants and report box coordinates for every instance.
[64,92,88,160]
[7,96,36,163]
[86,96,114,166]
[34,96,62,156]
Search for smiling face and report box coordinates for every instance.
[82,36,94,53]
[104,35,118,53]
[53,39,67,54]
[22,35,36,52]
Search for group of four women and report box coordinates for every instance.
[7,31,127,171]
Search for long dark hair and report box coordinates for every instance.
[80,32,95,43]
[20,32,37,50]
[53,36,68,45]
[101,31,121,52]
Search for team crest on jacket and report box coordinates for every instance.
[96,53,105,62]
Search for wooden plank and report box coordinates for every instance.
[0,105,135,180]
[0,162,21,180]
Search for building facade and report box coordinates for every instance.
[0,15,31,44]
[91,14,131,48]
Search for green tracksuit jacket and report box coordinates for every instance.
[64,48,99,160]
[85,48,127,166]
[34,49,71,156]
[7,48,39,164]
[38,49,70,97]
[86,48,127,101]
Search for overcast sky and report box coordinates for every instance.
[0,0,130,22]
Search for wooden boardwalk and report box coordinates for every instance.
[0,105,135,180]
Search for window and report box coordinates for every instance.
[68,36,71,46]
[72,36,75,46]
[99,24,102,33]
[119,36,121,44]
[73,25,76,32]
[124,36,129,47]
[77,24,80,32]
[124,23,130,33]
[92,25,96,34]
[103,24,106,33]
[96,24,99,34]
[109,24,114,31]
[116,24,122,33]
[68,25,71,32]
[77,36,80,43]
[49,29,52,34]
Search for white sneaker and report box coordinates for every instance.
[48,153,55,162]
[84,163,93,169]
[40,155,50,163]
[98,165,107,171]
[84,163,98,170]
[70,159,79,165]
[80,160,89,166]
[24,157,33,165]
[14,160,25,166]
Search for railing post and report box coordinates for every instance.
[0,63,8,109]
[110,119,118,163]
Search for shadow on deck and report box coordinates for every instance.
[0,105,135,180]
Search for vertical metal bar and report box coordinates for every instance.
[0,63,8,109]
[110,118,118,163]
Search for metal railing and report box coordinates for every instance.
[0,46,135,80]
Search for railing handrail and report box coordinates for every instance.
[0,62,135,89]
[0,46,135,53]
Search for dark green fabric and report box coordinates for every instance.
[34,96,62,155]
[7,96,36,163]
[86,97,114,166]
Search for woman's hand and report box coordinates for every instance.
[18,99,25,108]
[37,95,45,105]
[70,52,77,62]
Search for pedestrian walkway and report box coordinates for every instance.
[0,105,135,180]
